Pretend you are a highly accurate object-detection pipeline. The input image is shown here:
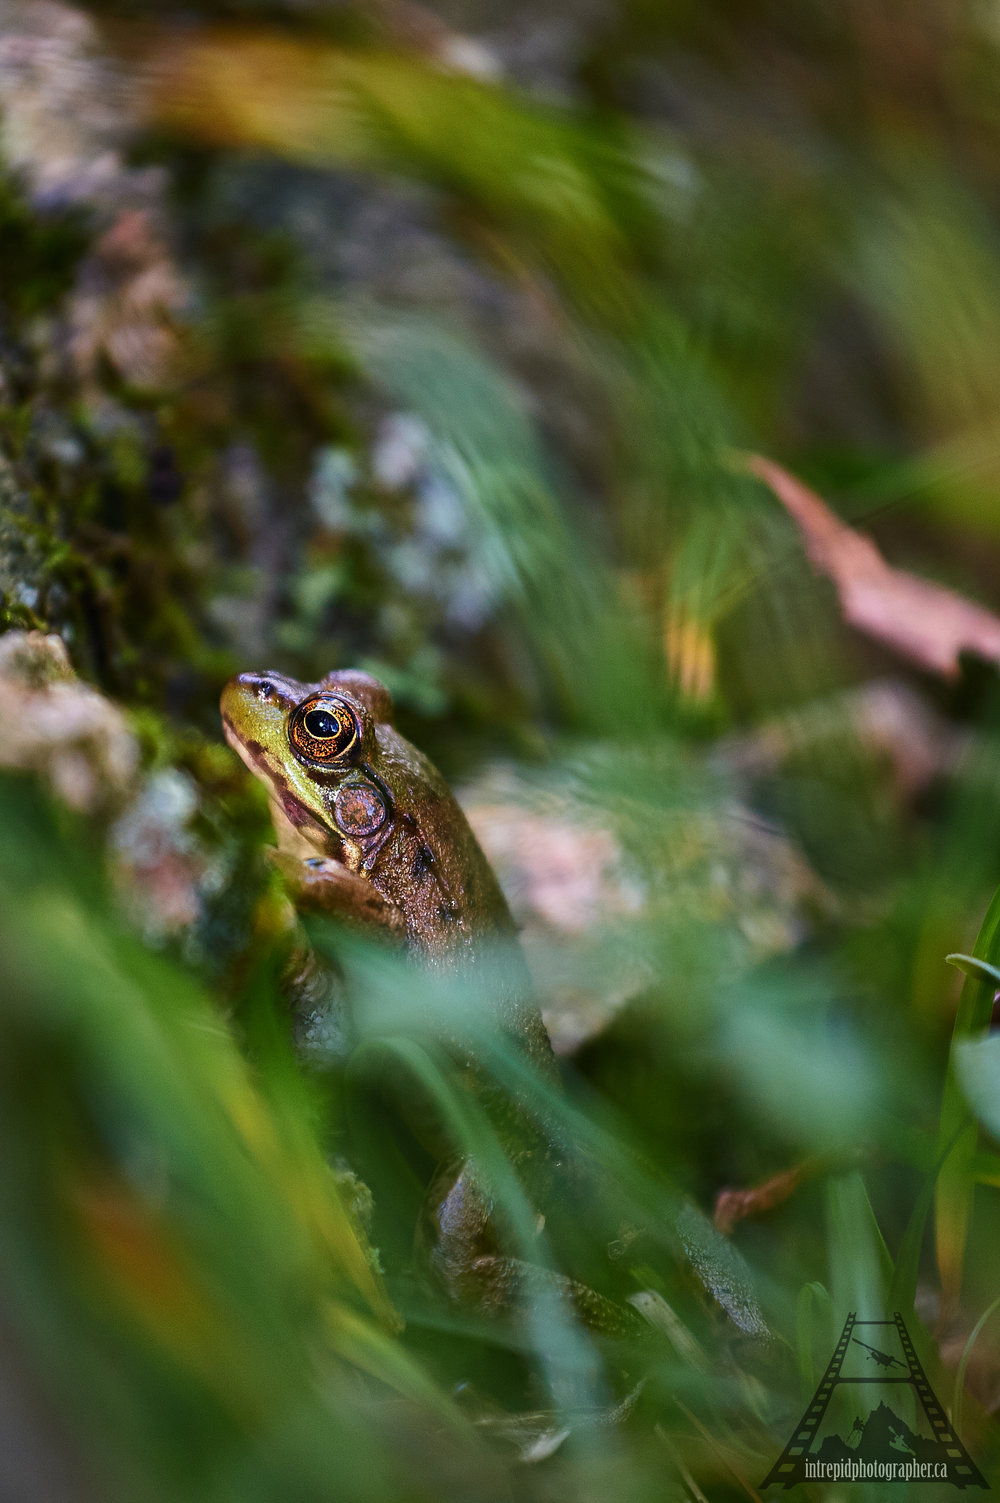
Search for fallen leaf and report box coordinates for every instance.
[745,453,1000,678]
[714,1159,817,1235]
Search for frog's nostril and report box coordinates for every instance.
[222,672,285,720]
[233,672,277,702]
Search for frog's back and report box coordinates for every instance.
[368,723,555,1078]
[369,723,515,949]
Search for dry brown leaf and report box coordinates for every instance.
[745,453,1000,678]
[713,1160,818,1235]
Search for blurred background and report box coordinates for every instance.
[3,0,1000,1497]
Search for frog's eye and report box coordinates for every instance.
[289,695,361,765]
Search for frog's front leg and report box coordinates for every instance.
[273,849,406,938]
[428,1165,643,1336]
[274,852,406,1062]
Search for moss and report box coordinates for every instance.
[0,174,90,323]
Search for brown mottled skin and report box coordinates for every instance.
[221,668,638,1334]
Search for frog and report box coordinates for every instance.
[221,666,639,1332]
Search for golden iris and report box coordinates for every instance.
[289,695,360,764]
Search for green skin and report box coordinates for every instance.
[222,668,636,1330]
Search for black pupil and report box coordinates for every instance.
[304,709,341,739]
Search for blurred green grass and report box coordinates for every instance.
[3,2,1000,1497]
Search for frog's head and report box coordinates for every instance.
[221,668,396,859]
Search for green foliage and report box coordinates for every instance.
[0,775,450,1503]
[4,2,1000,1497]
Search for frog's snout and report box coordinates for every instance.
[220,672,298,763]
[222,671,292,719]
[223,671,272,708]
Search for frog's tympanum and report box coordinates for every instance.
[222,667,635,1332]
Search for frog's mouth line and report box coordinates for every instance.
[221,711,265,768]
[272,788,346,864]
[222,711,341,855]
